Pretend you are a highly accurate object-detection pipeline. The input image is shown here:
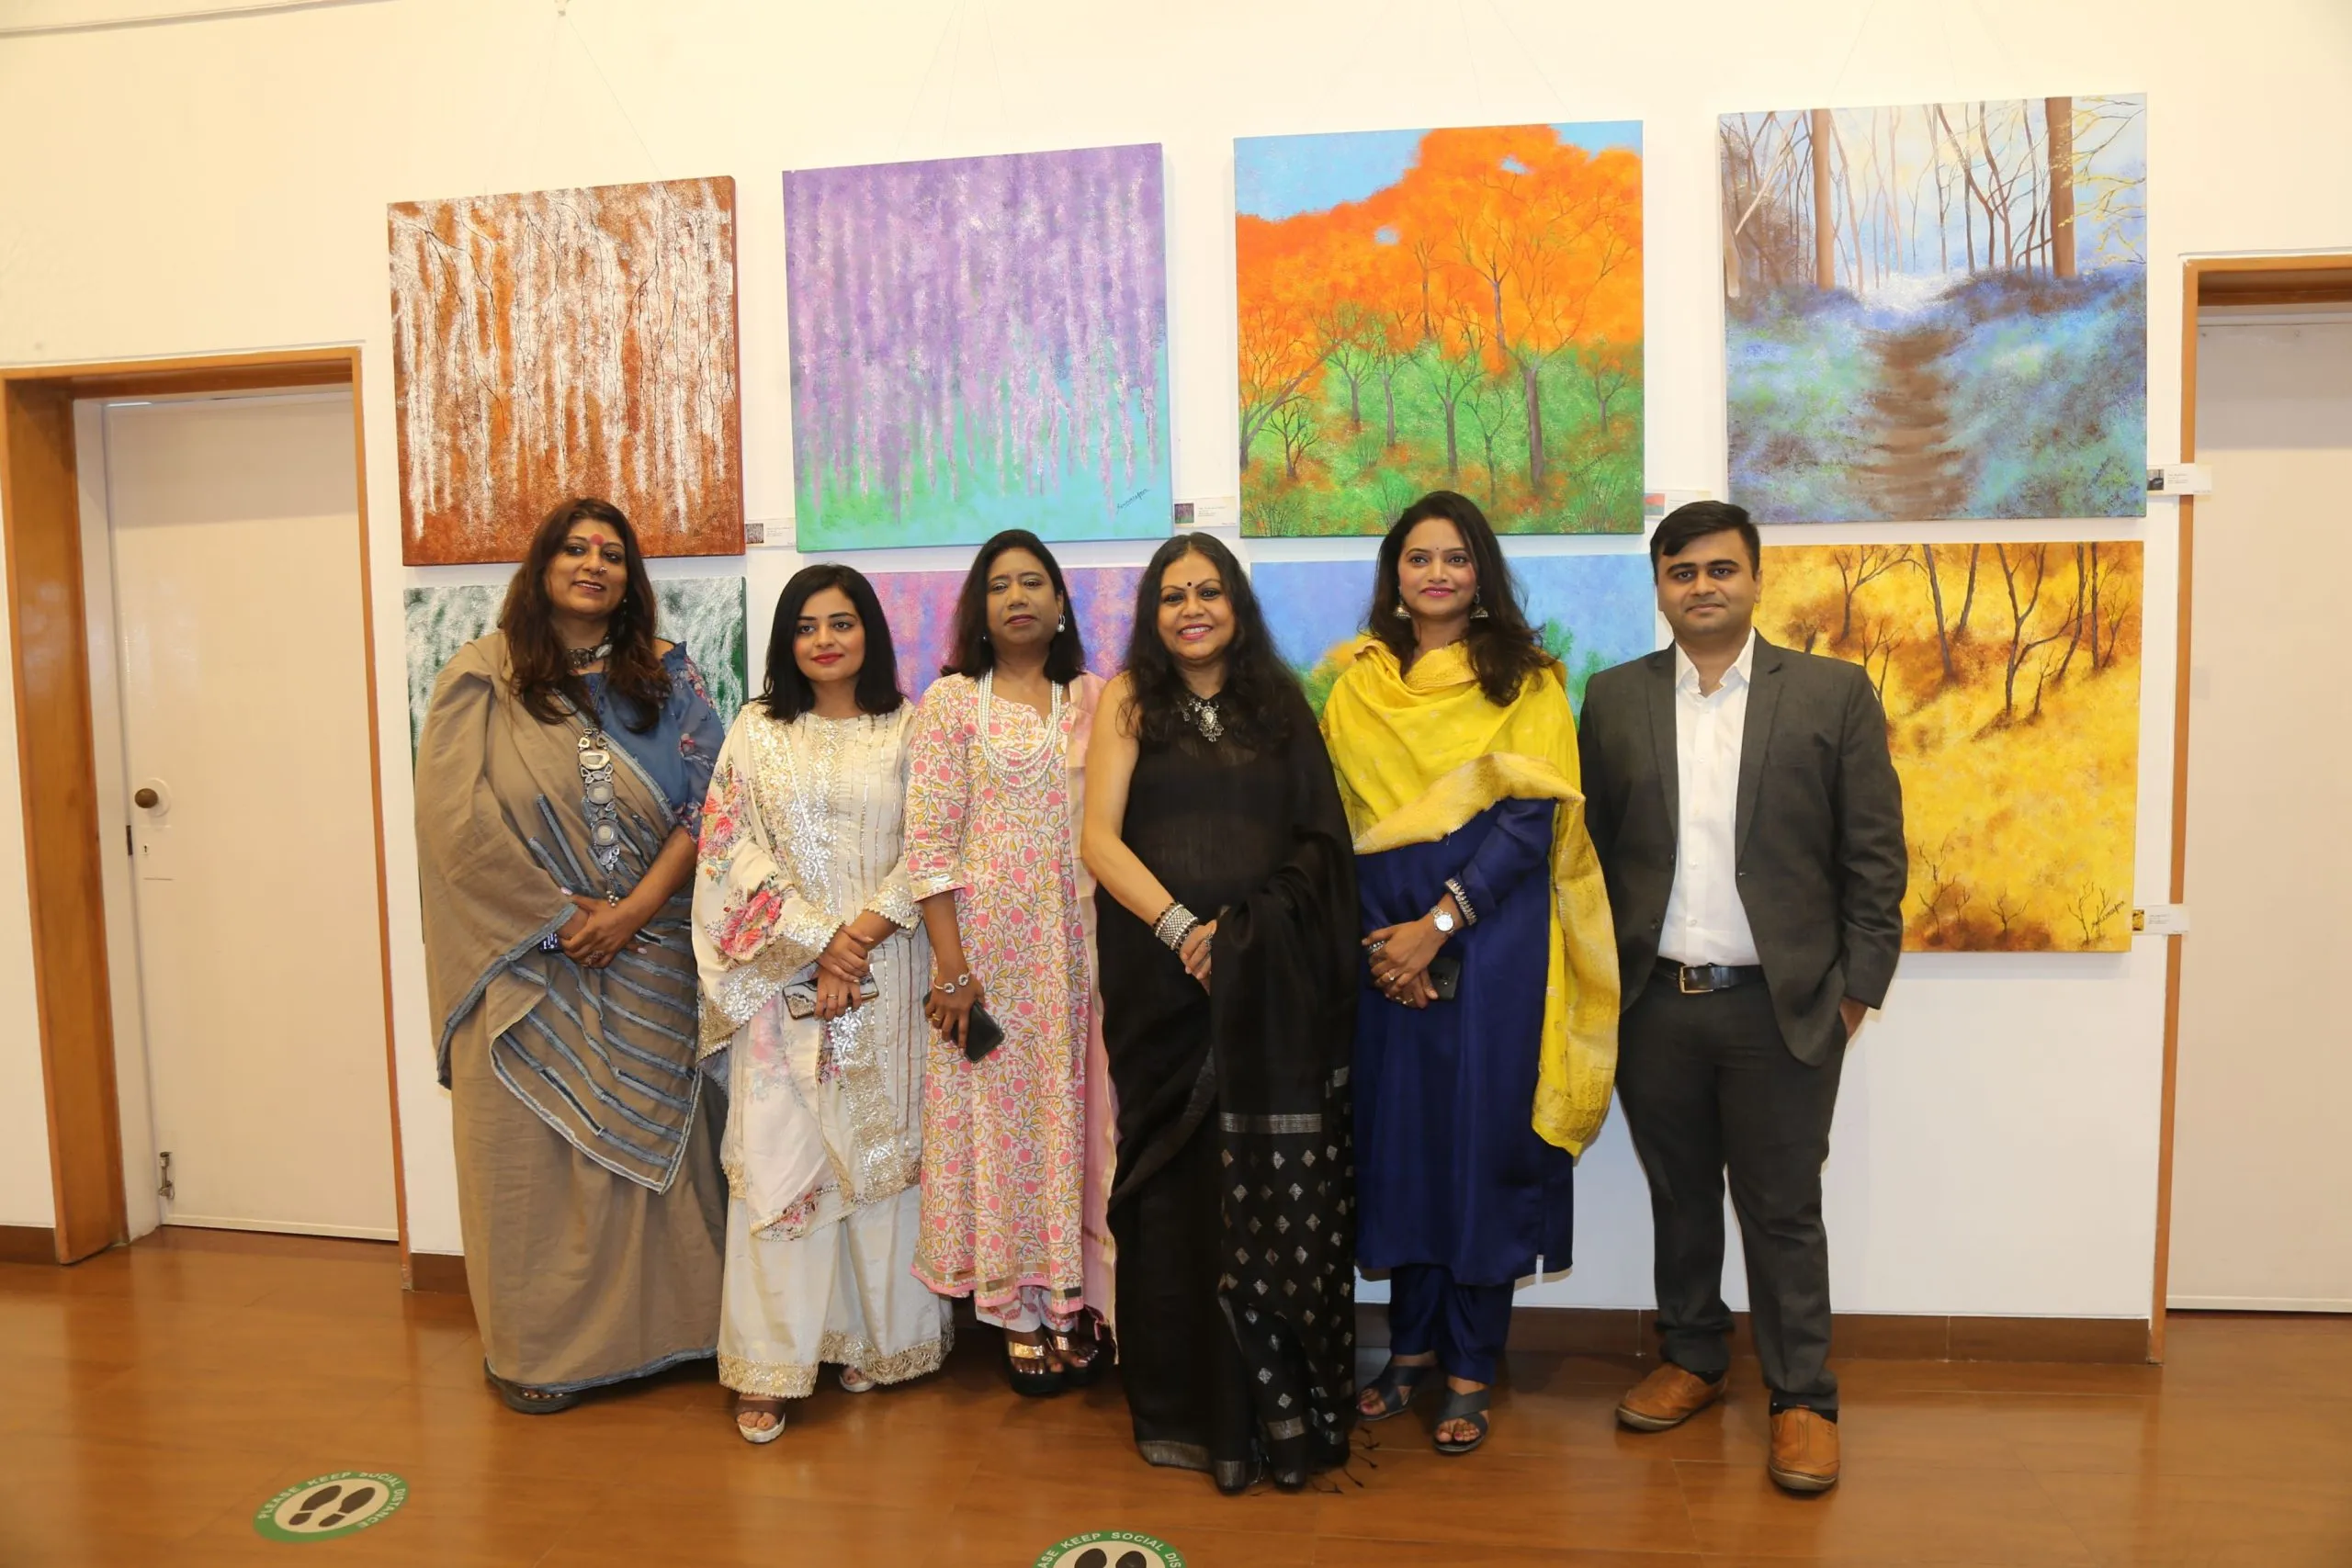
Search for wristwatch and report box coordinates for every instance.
[1430,906,1457,935]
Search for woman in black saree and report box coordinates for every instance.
[1080,534,1360,1494]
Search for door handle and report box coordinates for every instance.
[134,787,160,809]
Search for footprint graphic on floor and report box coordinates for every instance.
[257,1472,407,1541]
[1053,1544,1169,1568]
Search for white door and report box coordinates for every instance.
[102,391,397,1239]
[2170,314,2352,1310]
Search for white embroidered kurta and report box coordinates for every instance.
[693,705,950,1395]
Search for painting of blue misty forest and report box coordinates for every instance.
[1721,96,2146,523]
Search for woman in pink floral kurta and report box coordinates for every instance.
[905,530,1110,1393]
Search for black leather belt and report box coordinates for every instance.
[1655,958,1764,994]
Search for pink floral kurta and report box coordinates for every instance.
[906,673,1104,1324]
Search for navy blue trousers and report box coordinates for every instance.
[1387,1263,1513,1384]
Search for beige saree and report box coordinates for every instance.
[414,633,724,1393]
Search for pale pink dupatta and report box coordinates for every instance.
[1063,674,1119,1331]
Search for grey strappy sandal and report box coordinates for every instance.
[1432,1385,1490,1455]
[1358,1358,1434,1422]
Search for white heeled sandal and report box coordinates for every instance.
[734,1394,787,1444]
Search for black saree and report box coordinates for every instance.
[1099,686,1359,1491]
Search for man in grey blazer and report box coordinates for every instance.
[1577,502,1905,1493]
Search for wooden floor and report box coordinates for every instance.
[5,1231,2351,1565]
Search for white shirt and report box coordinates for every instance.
[1659,631,1760,966]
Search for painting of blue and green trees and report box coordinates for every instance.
[1721,95,2145,523]
[1255,551,1655,716]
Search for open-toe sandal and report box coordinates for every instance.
[1432,1386,1491,1455]
[734,1393,787,1445]
[838,1366,876,1394]
[1003,1332,1064,1398]
[484,1361,580,1416]
[1357,1358,1434,1423]
[1047,1321,1102,1389]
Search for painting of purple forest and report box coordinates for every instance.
[785,145,1173,551]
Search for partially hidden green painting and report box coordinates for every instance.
[403,577,749,755]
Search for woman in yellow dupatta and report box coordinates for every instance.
[1321,491,1619,1455]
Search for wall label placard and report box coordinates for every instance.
[252,1472,408,1542]
[1033,1529,1187,1568]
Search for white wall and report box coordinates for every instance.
[2,0,2347,1314]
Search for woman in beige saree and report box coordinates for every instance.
[415,498,728,1414]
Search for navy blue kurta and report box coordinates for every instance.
[1353,795,1572,1287]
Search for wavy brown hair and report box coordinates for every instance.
[500,497,670,732]
[1122,534,1297,750]
[1367,490,1549,708]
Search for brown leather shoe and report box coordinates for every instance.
[1614,1362,1727,1431]
[1769,1408,1840,1492]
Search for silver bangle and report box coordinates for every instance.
[1152,901,1200,952]
[1444,877,1478,927]
[933,971,973,994]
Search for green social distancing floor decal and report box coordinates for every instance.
[253,1472,408,1542]
[1035,1531,1186,1568]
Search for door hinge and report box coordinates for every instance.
[156,1150,174,1199]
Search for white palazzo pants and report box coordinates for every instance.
[717,1184,952,1398]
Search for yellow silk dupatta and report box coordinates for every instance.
[1320,636,1620,1154]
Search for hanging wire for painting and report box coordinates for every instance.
[892,0,968,161]
[1822,0,1884,105]
[977,0,1011,143]
[501,1,568,196]
[1962,0,2029,87]
[565,3,665,184]
[1477,0,1579,128]
[1451,0,1490,111]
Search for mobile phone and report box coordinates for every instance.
[963,1003,1006,1063]
[1426,954,1462,1001]
[784,974,880,1020]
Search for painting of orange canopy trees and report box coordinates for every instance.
[1236,123,1643,536]
[1757,541,2143,952]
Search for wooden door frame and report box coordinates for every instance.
[2150,254,2352,1359]
[0,347,409,1272]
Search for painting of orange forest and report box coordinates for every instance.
[1757,541,2143,952]
[1236,122,1643,536]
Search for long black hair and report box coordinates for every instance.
[1368,490,1550,707]
[942,528,1088,683]
[756,564,905,722]
[500,496,669,732]
[1122,534,1298,750]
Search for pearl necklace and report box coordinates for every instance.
[975,669,1065,786]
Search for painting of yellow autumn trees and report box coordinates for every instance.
[1758,541,2143,952]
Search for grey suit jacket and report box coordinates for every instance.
[1577,634,1907,1065]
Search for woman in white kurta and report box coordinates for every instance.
[693,565,952,1442]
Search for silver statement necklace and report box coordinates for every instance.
[1181,689,1225,742]
[975,669,1065,786]
[567,640,614,671]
